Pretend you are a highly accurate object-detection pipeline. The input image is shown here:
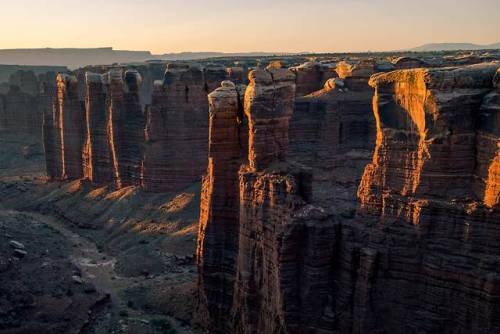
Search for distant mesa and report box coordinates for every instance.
[0,47,295,69]
[410,42,500,52]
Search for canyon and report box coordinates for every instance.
[0,49,499,334]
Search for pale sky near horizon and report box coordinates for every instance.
[1,0,499,53]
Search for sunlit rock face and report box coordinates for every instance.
[477,68,500,208]
[54,74,86,180]
[336,59,380,91]
[83,72,113,184]
[106,69,145,188]
[198,61,500,334]
[354,63,500,333]
[291,61,337,97]
[197,81,247,332]
[143,64,211,192]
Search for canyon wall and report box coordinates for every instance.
[354,63,500,333]
[197,62,500,333]
[197,80,247,332]
[44,63,228,191]
[291,61,337,97]
[0,71,41,135]
[83,72,113,184]
[143,64,228,192]
[106,69,145,187]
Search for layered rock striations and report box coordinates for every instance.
[226,66,248,85]
[1,85,39,134]
[476,68,500,208]
[245,66,296,169]
[41,78,61,179]
[197,81,246,332]
[198,67,339,333]
[289,76,376,210]
[198,61,500,334]
[291,61,337,97]
[355,63,500,333]
[55,74,86,179]
[83,72,113,184]
[392,56,429,69]
[105,69,145,188]
[143,64,211,192]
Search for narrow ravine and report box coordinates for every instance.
[15,210,196,334]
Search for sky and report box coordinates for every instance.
[1,0,499,54]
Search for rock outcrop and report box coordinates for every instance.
[8,70,39,96]
[392,56,429,69]
[355,63,500,333]
[197,81,246,332]
[197,62,500,334]
[205,64,229,93]
[227,66,248,85]
[291,62,337,97]
[55,74,85,180]
[1,85,39,134]
[106,69,145,188]
[245,66,296,169]
[83,72,113,184]
[41,78,61,179]
[477,68,500,208]
[143,64,210,192]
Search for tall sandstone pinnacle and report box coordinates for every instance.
[233,66,338,333]
[41,78,61,179]
[106,69,145,188]
[83,72,113,184]
[198,61,500,334]
[55,73,85,180]
[244,66,296,170]
[197,80,246,332]
[477,68,500,208]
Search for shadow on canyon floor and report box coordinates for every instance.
[0,131,202,334]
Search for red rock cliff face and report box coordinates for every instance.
[55,74,86,180]
[245,66,296,170]
[143,64,213,192]
[355,63,500,333]
[291,62,337,97]
[476,68,500,209]
[289,76,376,211]
[41,78,61,179]
[198,62,500,334]
[83,72,113,184]
[231,67,345,333]
[197,81,247,332]
[106,69,145,188]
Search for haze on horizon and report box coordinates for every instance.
[1,0,499,54]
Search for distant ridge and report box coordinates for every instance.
[410,42,500,52]
[0,47,295,69]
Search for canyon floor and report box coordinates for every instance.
[0,132,202,334]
